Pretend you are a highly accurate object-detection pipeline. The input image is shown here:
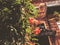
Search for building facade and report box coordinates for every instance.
[32,0,60,45]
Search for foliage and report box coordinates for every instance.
[53,11,60,21]
[0,0,38,45]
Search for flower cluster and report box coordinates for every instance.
[29,17,41,35]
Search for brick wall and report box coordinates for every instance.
[32,1,60,45]
[45,16,60,45]
[49,19,59,30]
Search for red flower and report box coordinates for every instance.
[34,27,41,35]
[29,17,40,25]
[29,17,34,24]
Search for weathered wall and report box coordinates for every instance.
[32,1,60,45]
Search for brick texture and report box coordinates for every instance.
[32,1,60,45]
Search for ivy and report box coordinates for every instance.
[0,0,38,45]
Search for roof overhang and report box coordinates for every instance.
[46,0,60,7]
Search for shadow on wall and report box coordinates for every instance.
[46,6,60,15]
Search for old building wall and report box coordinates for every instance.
[32,1,60,45]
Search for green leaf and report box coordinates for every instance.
[15,0,21,4]
[0,0,2,2]
[26,27,32,34]
[3,8,9,12]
